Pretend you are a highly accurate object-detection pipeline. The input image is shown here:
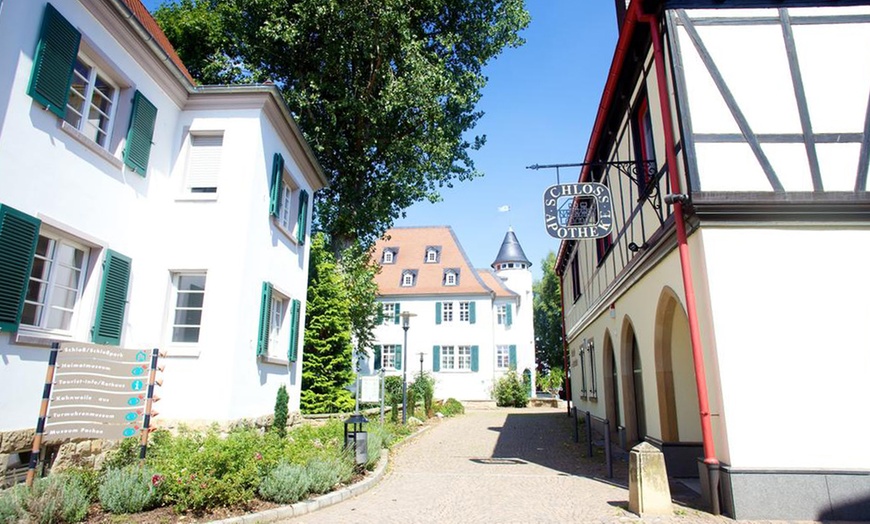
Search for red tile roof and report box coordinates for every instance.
[374,227,493,297]
[476,269,517,299]
[121,0,196,85]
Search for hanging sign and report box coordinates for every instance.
[542,183,613,239]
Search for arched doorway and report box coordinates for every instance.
[654,288,701,443]
[621,319,647,444]
[602,331,620,439]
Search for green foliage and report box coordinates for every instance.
[493,371,529,408]
[273,384,290,437]
[62,467,101,503]
[340,242,381,367]
[305,454,354,494]
[154,0,530,249]
[410,373,435,417]
[537,367,564,395]
[534,251,565,371]
[384,375,403,422]
[98,465,160,514]
[435,398,465,417]
[301,234,355,414]
[102,436,141,471]
[258,463,309,505]
[1,474,91,524]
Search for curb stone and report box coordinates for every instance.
[209,423,434,523]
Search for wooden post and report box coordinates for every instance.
[138,348,160,465]
[26,342,59,487]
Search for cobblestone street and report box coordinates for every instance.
[279,406,786,524]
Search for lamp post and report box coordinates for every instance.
[418,352,425,377]
[400,311,416,424]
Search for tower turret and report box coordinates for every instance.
[491,227,532,271]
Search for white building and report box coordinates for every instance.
[0,0,327,457]
[559,0,870,519]
[367,226,536,401]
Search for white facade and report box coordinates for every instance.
[0,0,327,439]
[557,1,870,520]
[367,227,536,401]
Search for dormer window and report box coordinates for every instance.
[401,270,417,287]
[424,246,441,263]
[382,248,398,264]
[443,269,459,286]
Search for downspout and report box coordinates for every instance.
[637,7,721,513]
[558,269,570,416]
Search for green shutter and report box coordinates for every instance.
[374,345,382,370]
[27,3,80,118]
[269,153,283,217]
[0,206,41,332]
[394,302,401,324]
[92,250,131,346]
[287,298,300,361]
[506,304,513,326]
[123,91,157,176]
[471,345,479,372]
[394,345,402,370]
[256,282,272,356]
[296,189,309,244]
[469,302,476,324]
[376,304,384,325]
[509,345,517,369]
[432,346,440,372]
[435,302,441,324]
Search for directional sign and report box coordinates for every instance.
[43,421,144,442]
[47,406,145,425]
[542,183,613,239]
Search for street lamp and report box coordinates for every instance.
[400,311,416,424]
[418,352,425,377]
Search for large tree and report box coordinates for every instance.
[533,251,563,371]
[154,0,530,249]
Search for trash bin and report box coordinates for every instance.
[344,414,368,465]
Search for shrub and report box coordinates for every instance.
[493,371,529,407]
[258,463,309,504]
[305,454,353,494]
[102,436,140,471]
[384,376,402,422]
[6,474,91,524]
[273,384,290,437]
[98,465,160,514]
[410,373,435,417]
[436,398,465,417]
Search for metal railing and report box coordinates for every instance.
[572,407,613,478]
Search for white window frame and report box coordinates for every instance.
[402,272,415,287]
[168,272,207,347]
[278,179,297,232]
[21,232,90,336]
[442,302,453,322]
[64,54,118,149]
[457,345,472,370]
[444,270,457,286]
[382,303,396,324]
[382,344,399,370]
[497,304,507,325]
[426,249,438,263]
[441,345,455,370]
[496,345,510,369]
[184,132,224,196]
[266,289,291,360]
[459,301,470,322]
[383,250,394,264]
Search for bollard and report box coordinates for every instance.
[604,419,613,478]
[572,407,579,443]
[585,410,593,458]
[628,442,672,516]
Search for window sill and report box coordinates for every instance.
[164,346,201,358]
[59,121,124,171]
[259,355,290,366]
[272,218,300,245]
[13,328,74,348]
[175,193,218,202]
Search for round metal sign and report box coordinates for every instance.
[542,183,613,239]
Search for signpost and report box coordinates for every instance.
[26,342,161,485]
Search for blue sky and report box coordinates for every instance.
[142,1,619,280]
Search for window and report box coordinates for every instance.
[382,345,399,369]
[383,250,394,264]
[21,234,89,333]
[632,95,657,193]
[441,302,453,323]
[457,346,472,370]
[571,253,581,302]
[588,339,598,398]
[185,134,223,194]
[425,247,440,263]
[269,153,309,244]
[496,345,510,369]
[441,345,455,370]
[169,273,206,344]
[64,56,117,148]
[459,302,470,322]
[439,345,476,371]
[444,270,456,286]
[497,304,512,326]
[256,282,301,361]
[382,303,396,324]
[26,5,157,176]
[401,270,416,287]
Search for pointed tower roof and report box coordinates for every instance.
[491,227,531,269]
